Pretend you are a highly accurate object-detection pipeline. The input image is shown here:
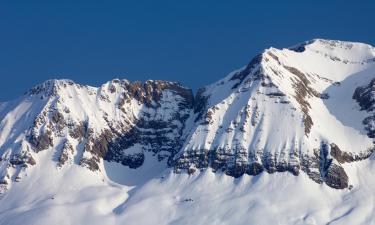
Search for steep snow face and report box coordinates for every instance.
[173,39,375,189]
[0,79,193,193]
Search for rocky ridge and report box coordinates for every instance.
[0,79,193,193]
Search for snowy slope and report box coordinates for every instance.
[1,150,375,225]
[1,39,375,225]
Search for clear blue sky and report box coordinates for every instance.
[0,0,374,100]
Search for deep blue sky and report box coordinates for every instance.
[1,0,374,100]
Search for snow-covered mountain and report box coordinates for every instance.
[0,79,194,193]
[1,39,375,225]
[174,39,375,189]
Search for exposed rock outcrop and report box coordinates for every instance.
[353,79,375,138]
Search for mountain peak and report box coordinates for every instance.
[26,79,79,98]
[288,39,375,63]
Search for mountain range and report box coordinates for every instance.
[1,39,375,225]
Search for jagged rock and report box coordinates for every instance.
[51,111,65,126]
[325,163,349,189]
[353,78,375,111]
[27,156,36,166]
[230,54,263,89]
[120,153,145,169]
[284,65,317,135]
[362,115,375,138]
[352,79,375,138]
[246,162,264,176]
[0,179,8,185]
[187,167,196,175]
[225,164,247,178]
[193,88,209,123]
[173,142,356,189]
[9,153,36,167]
[29,130,53,152]
[315,143,349,189]
[330,143,354,164]
[80,156,100,171]
[69,122,88,140]
[80,130,113,171]
[58,141,74,166]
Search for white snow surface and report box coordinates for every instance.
[1,39,375,224]
[1,150,375,225]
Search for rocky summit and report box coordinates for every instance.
[1,39,375,224]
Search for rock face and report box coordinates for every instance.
[353,79,375,138]
[1,39,375,192]
[104,80,193,168]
